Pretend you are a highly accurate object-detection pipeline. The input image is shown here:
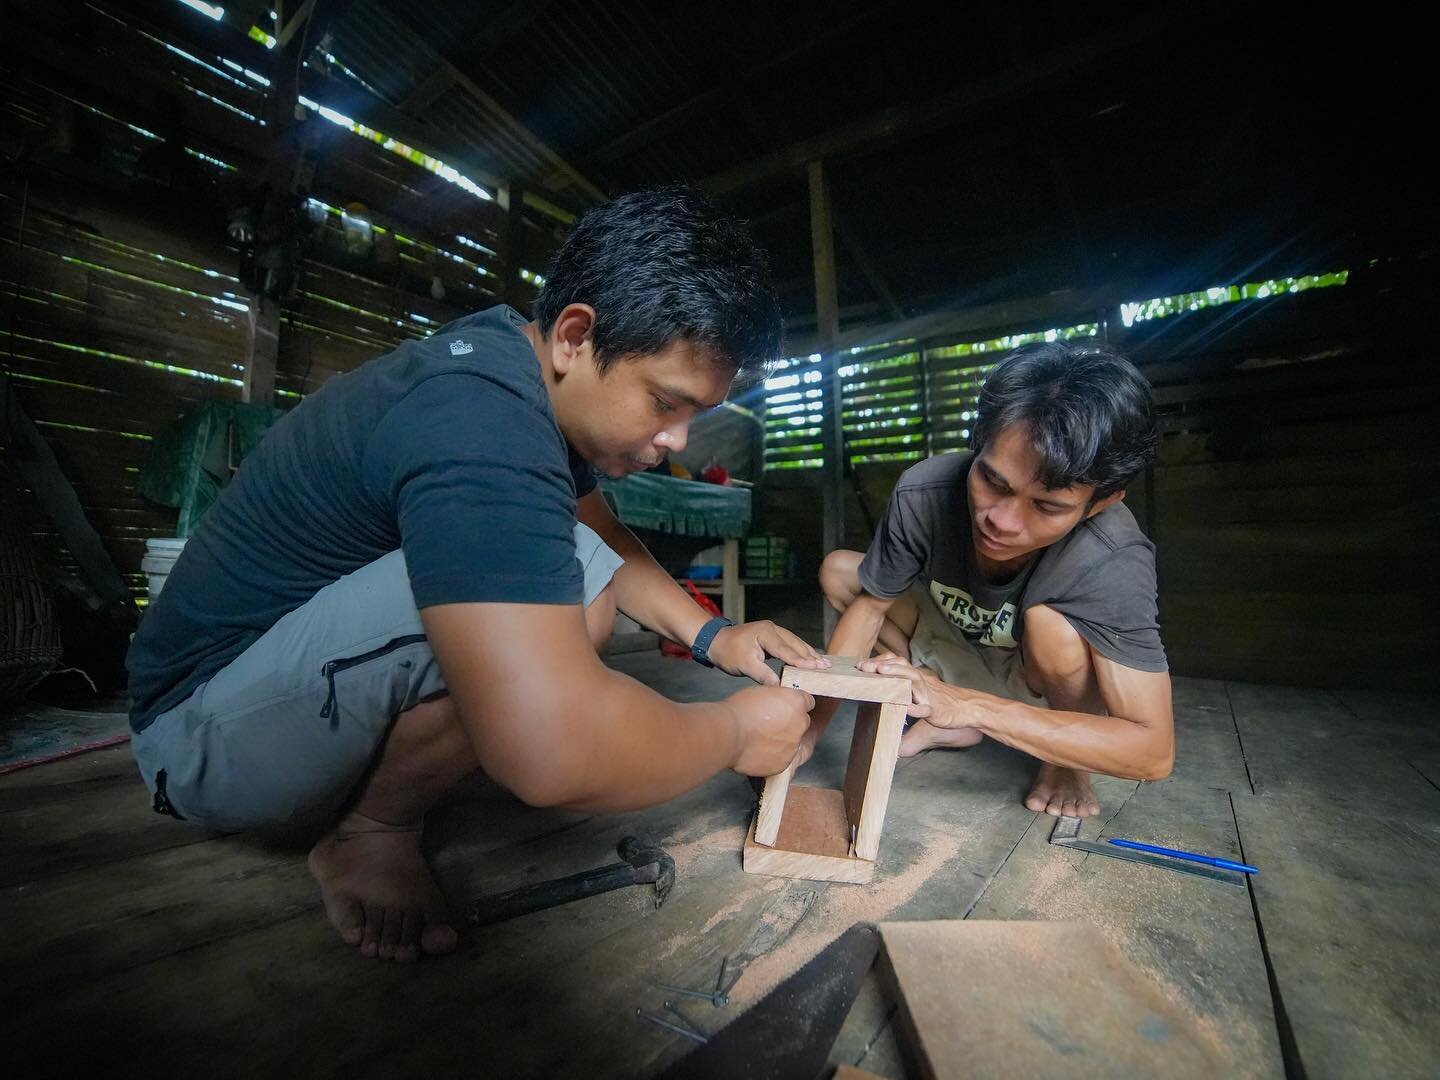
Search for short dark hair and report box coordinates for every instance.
[971,341,1158,498]
[533,187,782,384]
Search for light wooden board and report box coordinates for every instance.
[743,786,873,884]
[878,920,1231,1078]
[780,657,912,705]
[753,755,795,847]
[843,701,908,861]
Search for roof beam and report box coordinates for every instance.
[701,9,1183,197]
[784,284,1133,360]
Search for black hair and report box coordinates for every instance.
[533,186,782,383]
[970,341,1159,499]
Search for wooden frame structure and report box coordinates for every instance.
[743,657,911,883]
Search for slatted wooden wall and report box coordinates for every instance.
[2,176,250,601]
[3,0,553,606]
[1119,278,1439,691]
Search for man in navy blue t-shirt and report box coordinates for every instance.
[127,189,822,963]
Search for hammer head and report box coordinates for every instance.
[617,835,676,908]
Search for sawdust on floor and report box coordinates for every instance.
[726,823,971,1006]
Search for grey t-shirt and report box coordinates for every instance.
[856,452,1167,672]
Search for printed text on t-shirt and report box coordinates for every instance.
[928,581,1018,648]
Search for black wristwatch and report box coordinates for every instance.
[690,616,734,668]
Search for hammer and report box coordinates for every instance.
[468,836,676,927]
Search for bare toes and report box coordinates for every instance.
[421,919,458,956]
[361,904,384,958]
[379,908,402,961]
[334,900,365,946]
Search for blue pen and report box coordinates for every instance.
[1108,838,1257,874]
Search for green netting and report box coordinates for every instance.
[598,473,751,538]
[137,402,283,536]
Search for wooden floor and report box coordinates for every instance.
[3,655,1438,1078]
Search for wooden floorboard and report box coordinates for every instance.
[1226,681,1440,815]
[1227,679,1440,1079]
[1169,676,1252,792]
[2,661,1436,1077]
[1233,792,1440,1078]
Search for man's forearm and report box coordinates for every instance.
[949,689,1173,781]
[602,523,712,646]
[827,596,887,660]
[523,668,741,813]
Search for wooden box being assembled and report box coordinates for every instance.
[744,656,911,883]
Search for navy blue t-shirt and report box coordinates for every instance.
[127,305,596,732]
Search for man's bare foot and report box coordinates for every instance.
[1025,762,1100,817]
[307,811,459,962]
[898,718,984,758]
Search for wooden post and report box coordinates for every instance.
[809,160,844,639]
[721,536,744,623]
[243,295,279,406]
[500,181,527,310]
[918,345,933,458]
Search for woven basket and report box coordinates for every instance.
[1,501,63,708]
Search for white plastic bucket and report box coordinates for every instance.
[141,537,187,603]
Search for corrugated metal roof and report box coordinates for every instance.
[325,0,608,204]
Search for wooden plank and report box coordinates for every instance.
[810,158,845,615]
[1168,677,1251,792]
[0,763,221,889]
[780,657,912,705]
[878,921,1232,1077]
[844,701,907,861]
[2,374,133,605]
[1153,449,1434,492]
[1157,552,1411,593]
[721,537,742,622]
[1152,482,1423,525]
[1233,790,1440,1078]
[752,763,795,848]
[1165,640,1433,696]
[243,294,279,406]
[1226,681,1440,816]
[743,787,874,884]
[967,776,1284,1077]
[1154,517,1426,559]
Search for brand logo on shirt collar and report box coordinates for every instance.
[449,339,474,356]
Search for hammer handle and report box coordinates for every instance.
[468,860,659,926]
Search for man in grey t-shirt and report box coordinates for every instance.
[802,342,1174,817]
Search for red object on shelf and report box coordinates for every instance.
[699,462,729,486]
[660,579,725,659]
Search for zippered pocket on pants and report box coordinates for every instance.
[319,633,429,723]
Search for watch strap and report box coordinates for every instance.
[690,616,734,668]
